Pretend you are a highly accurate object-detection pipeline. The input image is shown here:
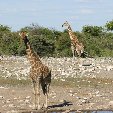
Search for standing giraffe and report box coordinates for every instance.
[19,31,51,110]
[62,21,84,58]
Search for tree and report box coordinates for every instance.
[54,31,72,57]
[82,25,103,36]
[105,20,113,31]
[0,25,13,55]
[19,24,55,57]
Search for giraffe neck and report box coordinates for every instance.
[67,26,73,40]
[67,26,79,44]
[23,37,42,66]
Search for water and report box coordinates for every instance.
[92,111,113,113]
[52,111,113,113]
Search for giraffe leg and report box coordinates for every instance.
[32,80,41,110]
[72,50,74,58]
[37,80,41,110]
[71,45,75,59]
[32,81,37,109]
[35,89,37,109]
[45,84,50,108]
[45,93,48,108]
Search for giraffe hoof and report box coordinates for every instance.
[41,104,48,109]
[34,105,41,110]
[44,104,48,109]
[38,105,41,110]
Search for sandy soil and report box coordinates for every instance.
[0,77,113,113]
[1,56,113,113]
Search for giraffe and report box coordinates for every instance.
[19,31,51,110]
[62,21,84,58]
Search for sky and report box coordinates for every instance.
[0,0,113,31]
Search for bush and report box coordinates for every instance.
[0,23,113,57]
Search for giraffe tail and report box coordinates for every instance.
[41,71,51,95]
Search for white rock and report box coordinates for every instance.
[26,96,31,99]
[109,101,113,106]
[106,66,113,71]
[0,96,4,99]
[9,104,15,107]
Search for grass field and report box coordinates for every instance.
[0,76,113,88]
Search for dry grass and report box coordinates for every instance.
[0,75,113,89]
[52,77,113,88]
[0,77,31,87]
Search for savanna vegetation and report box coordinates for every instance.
[0,20,113,57]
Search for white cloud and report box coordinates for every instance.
[106,9,113,13]
[79,0,92,2]
[75,0,94,3]
[70,16,79,19]
[76,0,102,3]
[0,8,17,14]
[80,9,94,14]
[0,7,39,15]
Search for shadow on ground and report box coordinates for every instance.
[18,101,73,113]
[48,101,73,108]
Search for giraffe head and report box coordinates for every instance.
[19,31,29,47]
[62,21,70,28]
[19,31,28,40]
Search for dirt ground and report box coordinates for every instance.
[1,56,113,113]
[0,77,113,113]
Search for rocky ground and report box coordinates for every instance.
[0,56,113,113]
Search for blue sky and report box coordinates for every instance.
[0,0,113,31]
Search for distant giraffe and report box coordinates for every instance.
[19,31,51,110]
[62,21,84,58]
